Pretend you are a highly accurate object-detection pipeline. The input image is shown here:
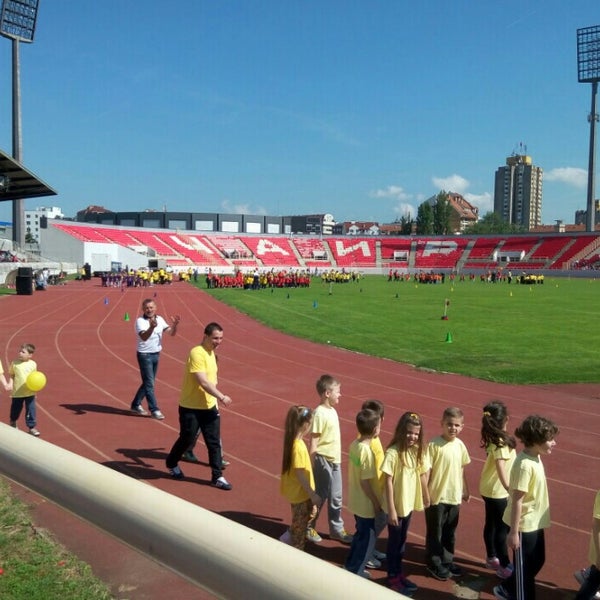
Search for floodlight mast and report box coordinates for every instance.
[0,0,40,247]
[577,25,600,233]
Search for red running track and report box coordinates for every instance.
[1,280,598,600]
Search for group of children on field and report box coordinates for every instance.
[280,374,599,600]
[0,343,41,436]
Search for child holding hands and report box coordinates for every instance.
[382,411,430,596]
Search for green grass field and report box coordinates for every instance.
[0,479,111,600]
[200,275,600,384]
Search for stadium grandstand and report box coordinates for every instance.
[38,220,600,276]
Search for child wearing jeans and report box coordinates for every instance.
[9,343,39,436]
[344,408,382,575]
[493,414,559,600]
[424,406,471,581]
[361,399,387,569]
[279,406,320,550]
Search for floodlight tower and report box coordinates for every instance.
[0,0,40,247]
[577,25,600,233]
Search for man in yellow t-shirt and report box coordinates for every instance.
[165,322,233,490]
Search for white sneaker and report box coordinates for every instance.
[151,410,165,420]
[131,405,148,416]
[365,557,381,569]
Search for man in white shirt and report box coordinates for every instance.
[130,298,180,419]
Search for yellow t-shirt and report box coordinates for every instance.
[10,359,37,398]
[381,444,430,518]
[427,436,471,506]
[347,438,378,518]
[311,404,341,464]
[502,451,550,532]
[479,443,516,499]
[179,345,217,409]
[280,439,314,504]
[587,489,600,565]
[370,436,385,498]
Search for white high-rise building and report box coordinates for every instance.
[25,206,64,242]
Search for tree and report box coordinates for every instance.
[416,202,434,235]
[400,215,413,235]
[465,211,526,234]
[433,191,451,235]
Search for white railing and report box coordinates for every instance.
[0,425,404,599]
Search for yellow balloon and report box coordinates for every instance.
[26,371,46,392]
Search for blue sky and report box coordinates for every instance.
[0,1,596,225]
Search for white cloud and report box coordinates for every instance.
[393,202,416,219]
[369,185,411,201]
[432,174,470,194]
[545,167,587,188]
[464,192,493,214]
[221,199,267,215]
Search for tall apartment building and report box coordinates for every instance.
[25,206,64,242]
[493,154,543,230]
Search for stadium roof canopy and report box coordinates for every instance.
[0,148,56,201]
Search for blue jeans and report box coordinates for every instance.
[345,515,375,574]
[10,395,36,428]
[132,352,160,412]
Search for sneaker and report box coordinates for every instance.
[427,564,450,581]
[9,421,17,428]
[575,567,591,586]
[330,529,353,544]
[221,458,230,468]
[496,564,514,579]
[388,575,416,596]
[359,569,371,579]
[169,465,184,480]
[131,405,148,416]
[279,529,292,545]
[151,410,165,420]
[445,562,463,577]
[211,476,232,490]
[182,451,199,463]
[493,584,514,600]
[486,556,501,569]
[365,556,381,569]
[399,575,418,592]
[306,527,322,543]
[372,549,387,561]
[29,428,40,436]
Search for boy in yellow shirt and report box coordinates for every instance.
[344,407,382,575]
[425,406,471,581]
